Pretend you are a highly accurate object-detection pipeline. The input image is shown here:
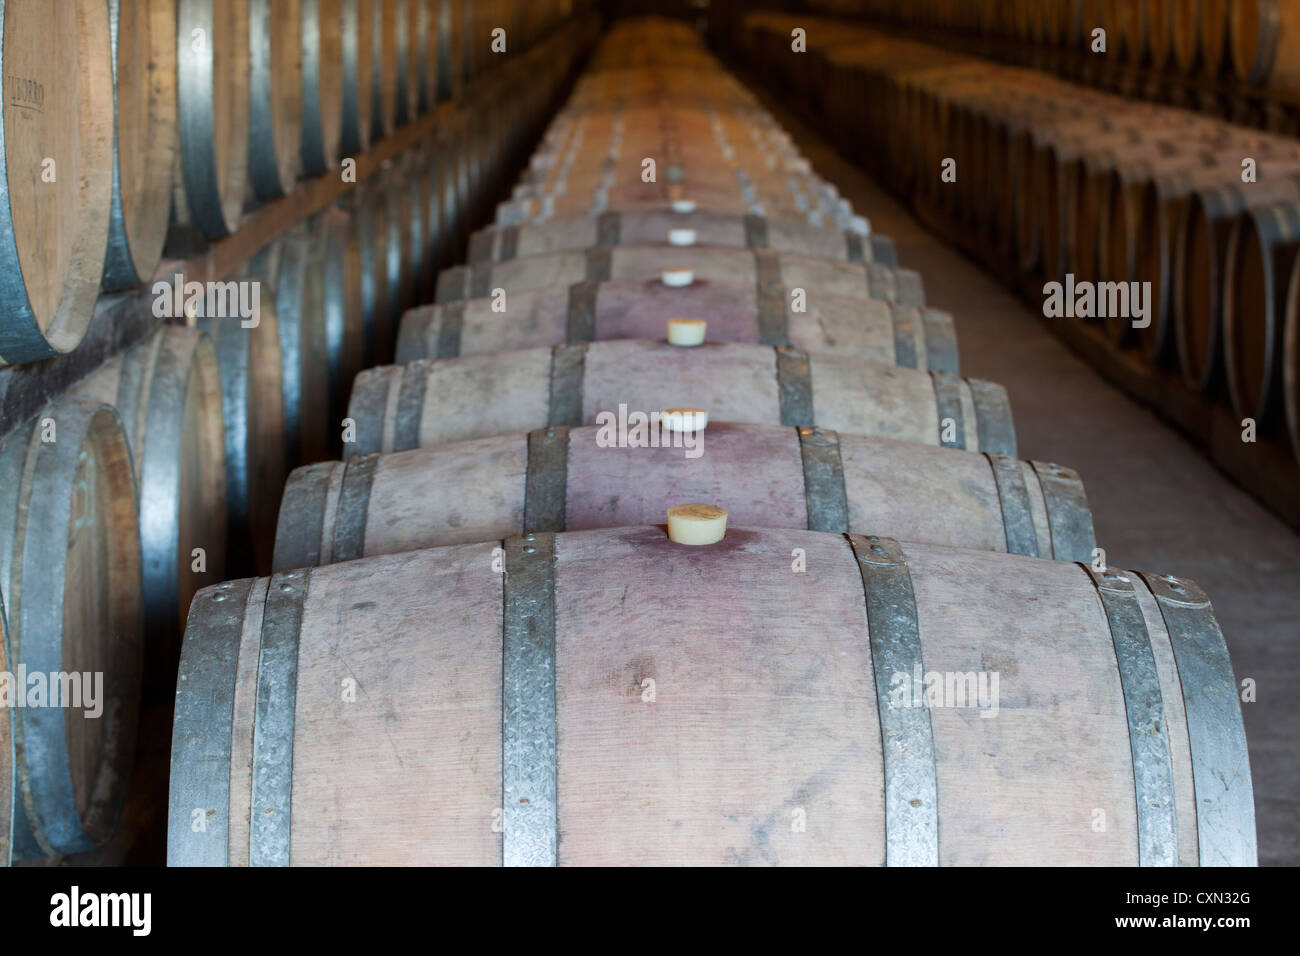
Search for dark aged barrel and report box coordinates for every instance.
[1288,255,1300,463]
[1223,201,1300,424]
[0,398,143,859]
[175,0,251,238]
[102,0,177,291]
[194,277,288,578]
[170,526,1254,866]
[250,233,333,469]
[309,206,367,439]
[346,341,1015,456]
[300,0,344,176]
[339,0,374,155]
[0,0,113,365]
[396,278,958,372]
[1,589,10,865]
[1228,0,1300,92]
[434,246,927,307]
[466,210,895,266]
[370,0,400,139]
[74,326,227,659]
[274,422,1093,571]
[248,0,303,199]
[339,185,391,368]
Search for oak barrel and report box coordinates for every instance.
[345,341,1015,456]
[74,326,227,655]
[102,0,177,291]
[175,0,250,238]
[248,0,302,199]
[170,526,1253,865]
[0,0,114,365]
[1,590,10,865]
[338,0,374,155]
[0,398,143,859]
[396,277,958,372]
[274,422,1092,571]
[300,0,345,176]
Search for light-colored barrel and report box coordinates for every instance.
[248,0,303,199]
[0,0,114,365]
[102,0,177,291]
[396,277,957,372]
[346,340,1015,456]
[170,525,1253,865]
[0,397,143,859]
[175,0,250,238]
[74,326,227,651]
[300,0,344,176]
[339,0,374,155]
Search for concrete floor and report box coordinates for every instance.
[748,84,1300,866]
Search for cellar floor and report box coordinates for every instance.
[740,73,1300,865]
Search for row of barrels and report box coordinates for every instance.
[734,12,1300,464]
[0,0,587,368]
[161,18,1255,866]
[0,11,594,865]
[777,0,1300,95]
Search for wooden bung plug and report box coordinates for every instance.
[666,317,706,346]
[667,504,728,545]
[668,228,696,246]
[662,407,708,431]
[661,268,694,288]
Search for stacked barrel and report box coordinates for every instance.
[723,12,1300,488]
[164,18,1256,866]
[1,0,593,865]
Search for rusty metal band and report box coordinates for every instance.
[332,453,378,563]
[744,214,770,249]
[797,427,850,532]
[967,378,1018,457]
[983,453,1039,557]
[1084,565,1178,867]
[847,534,939,867]
[921,309,961,375]
[502,533,559,867]
[547,343,587,428]
[1029,461,1096,562]
[1135,572,1257,866]
[434,301,465,359]
[270,462,333,571]
[754,249,789,346]
[843,230,866,263]
[469,262,493,300]
[393,360,430,452]
[565,281,599,343]
[167,578,255,866]
[584,246,613,282]
[929,371,966,449]
[435,265,468,303]
[891,305,921,369]
[524,427,570,533]
[250,570,310,866]
[870,234,899,267]
[596,211,621,246]
[775,346,814,427]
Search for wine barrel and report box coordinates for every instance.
[1174,171,1300,392]
[1222,201,1300,424]
[1171,0,1207,72]
[300,0,344,176]
[434,246,926,308]
[435,0,461,102]
[310,206,367,439]
[170,525,1253,866]
[102,0,177,292]
[175,0,250,238]
[466,210,891,265]
[249,233,333,469]
[248,0,302,199]
[0,0,113,365]
[274,422,1092,572]
[370,0,400,139]
[346,341,1015,456]
[339,184,391,368]
[339,0,374,155]
[1199,0,1230,75]
[1287,253,1300,462]
[1,589,10,865]
[1228,0,1300,91]
[193,276,288,578]
[411,0,437,113]
[0,397,143,859]
[396,277,958,372]
[74,326,227,659]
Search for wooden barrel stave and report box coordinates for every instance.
[396,277,957,372]
[339,0,374,155]
[300,0,345,176]
[345,341,1015,457]
[170,526,1253,865]
[248,0,303,199]
[0,398,143,859]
